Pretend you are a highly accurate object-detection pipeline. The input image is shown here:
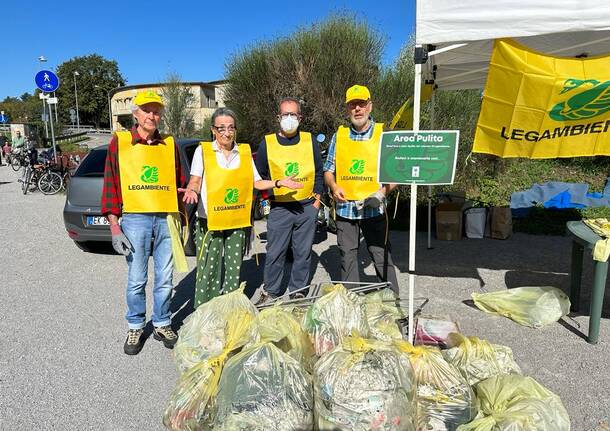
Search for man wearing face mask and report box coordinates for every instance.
[254,97,324,302]
[324,85,400,293]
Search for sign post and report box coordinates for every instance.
[377,129,459,342]
[35,70,60,163]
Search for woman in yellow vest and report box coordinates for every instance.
[182,108,303,306]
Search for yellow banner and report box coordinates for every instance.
[473,39,610,159]
[389,84,434,130]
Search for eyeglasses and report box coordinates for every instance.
[212,125,236,134]
[279,113,299,119]
[347,100,370,109]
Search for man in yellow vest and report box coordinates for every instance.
[254,97,324,302]
[101,90,185,355]
[323,85,399,292]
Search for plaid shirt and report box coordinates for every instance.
[323,120,384,220]
[101,127,185,217]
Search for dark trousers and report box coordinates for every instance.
[336,214,399,293]
[264,202,318,296]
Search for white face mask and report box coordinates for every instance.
[280,116,299,135]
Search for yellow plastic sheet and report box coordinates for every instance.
[457,375,571,431]
[363,288,404,341]
[163,310,255,431]
[173,285,258,373]
[584,218,610,262]
[396,341,477,430]
[248,306,315,371]
[167,212,188,273]
[472,286,570,329]
[443,333,522,386]
[213,342,314,430]
[314,335,417,430]
[303,284,370,356]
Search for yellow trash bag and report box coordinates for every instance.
[314,335,417,431]
[162,314,255,431]
[396,341,477,430]
[303,284,370,356]
[173,285,258,373]
[364,288,405,341]
[457,375,571,431]
[246,306,315,372]
[213,342,314,431]
[472,286,570,329]
[442,333,522,386]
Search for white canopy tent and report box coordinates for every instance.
[405,0,610,341]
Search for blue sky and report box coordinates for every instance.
[2,0,414,100]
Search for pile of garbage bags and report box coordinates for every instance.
[162,284,570,431]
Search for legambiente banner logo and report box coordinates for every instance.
[140,166,159,183]
[349,159,365,175]
[284,162,299,176]
[549,79,610,121]
[224,188,239,204]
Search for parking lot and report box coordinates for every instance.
[1,164,609,430]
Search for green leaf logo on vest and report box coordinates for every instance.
[140,165,159,183]
[285,162,299,176]
[224,188,239,204]
[349,159,365,175]
[549,79,610,121]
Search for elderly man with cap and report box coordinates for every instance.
[323,85,400,292]
[102,90,187,355]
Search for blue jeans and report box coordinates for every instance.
[121,213,173,329]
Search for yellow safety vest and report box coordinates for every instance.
[335,123,384,201]
[202,142,253,231]
[266,132,314,202]
[117,131,178,213]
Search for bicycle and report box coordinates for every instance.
[10,150,28,172]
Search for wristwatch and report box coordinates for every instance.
[275,180,282,188]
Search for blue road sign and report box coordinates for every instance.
[0,113,7,123]
[35,70,60,92]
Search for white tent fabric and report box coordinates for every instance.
[404,0,610,343]
[417,0,610,46]
[416,0,610,90]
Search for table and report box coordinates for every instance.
[567,220,609,344]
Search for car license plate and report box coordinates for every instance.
[87,216,109,226]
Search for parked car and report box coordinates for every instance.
[63,139,200,254]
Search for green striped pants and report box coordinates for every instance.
[194,218,246,308]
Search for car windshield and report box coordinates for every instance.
[73,149,107,177]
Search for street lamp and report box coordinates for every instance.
[73,71,80,130]
[94,85,115,132]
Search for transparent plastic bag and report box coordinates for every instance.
[414,316,461,348]
[213,342,314,431]
[163,314,255,431]
[397,342,477,431]
[314,336,417,431]
[303,284,370,356]
[247,306,315,371]
[173,285,258,373]
[364,288,405,341]
[457,375,570,431]
[472,286,570,329]
[442,333,522,386]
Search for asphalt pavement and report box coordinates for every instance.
[1,164,609,430]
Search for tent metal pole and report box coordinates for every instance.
[409,46,424,343]
[428,91,436,250]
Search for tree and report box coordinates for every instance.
[55,54,125,128]
[224,15,384,146]
[161,73,196,137]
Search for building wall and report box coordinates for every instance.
[111,82,227,132]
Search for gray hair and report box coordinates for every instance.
[278,97,301,114]
[130,104,164,114]
[211,107,237,126]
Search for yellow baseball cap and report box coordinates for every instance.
[133,90,164,107]
[345,84,371,103]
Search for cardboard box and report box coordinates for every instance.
[436,203,463,240]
